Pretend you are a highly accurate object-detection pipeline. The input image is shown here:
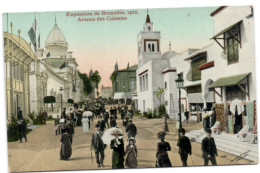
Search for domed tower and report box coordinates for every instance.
[45,17,68,58]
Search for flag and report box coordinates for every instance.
[46,52,50,57]
[38,33,40,48]
[28,18,37,52]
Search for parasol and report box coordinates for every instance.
[101,127,123,145]
[83,111,93,117]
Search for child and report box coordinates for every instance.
[125,137,138,168]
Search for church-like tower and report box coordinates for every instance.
[137,11,161,66]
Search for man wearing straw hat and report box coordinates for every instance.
[91,124,106,167]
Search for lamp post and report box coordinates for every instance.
[59,87,63,116]
[175,74,184,139]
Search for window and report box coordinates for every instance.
[152,44,155,52]
[227,34,239,64]
[145,74,148,90]
[165,82,167,89]
[139,73,148,92]
[191,53,207,81]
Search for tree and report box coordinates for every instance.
[153,87,165,106]
[78,71,93,95]
[90,70,101,89]
[110,71,117,82]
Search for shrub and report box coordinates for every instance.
[147,109,153,119]
[34,112,45,125]
[28,112,36,124]
[7,116,31,142]
[153,108,158,117]
[158,104,166,117]
[143,111,148,117]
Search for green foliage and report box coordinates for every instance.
[7,116,31,142]
[110,71,117,82]
[158,104,166,117]
[90,70,101,89]
[29,112,45,125]
[78,71,94,95]
[153,108,158,117]
[153,87,165,105]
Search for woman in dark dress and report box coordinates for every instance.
[110,129,125,169]
[125,138,138,168]
[156,131,172,167]
[162,114,169,132]
[60,129,72,160]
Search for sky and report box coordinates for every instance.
[3,6,218,89]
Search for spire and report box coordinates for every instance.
[55,15,57,26]
[115,61,118,71]
[169,41,171,51]
[127,62,130,69]
[146,9,151,23]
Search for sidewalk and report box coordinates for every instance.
[186,129,258,162]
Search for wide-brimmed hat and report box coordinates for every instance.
[127,137,136,144]
[157,131,166,139]
[110,129,123,136]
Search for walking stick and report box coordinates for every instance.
[190,155,194,166]
[91,150,93,164]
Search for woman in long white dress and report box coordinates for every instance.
[81,116,89,134]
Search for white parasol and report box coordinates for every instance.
[101,127,123,145]
[83,111,93,117]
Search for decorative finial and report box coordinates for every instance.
[169,41,171,51]
[18,29,21,36]
[147,9,148,14]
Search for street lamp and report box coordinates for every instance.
[59,87,63,116]
[175,73,184,139]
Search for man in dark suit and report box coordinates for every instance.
[201,128,218,166]
[110,117,117,128]
[103,111,109,128]
[177,128,192,166]
[17,107,23,121]
[91,125,106,167]
[126,119,137,138]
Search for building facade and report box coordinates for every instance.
[101,85,113,99]
[4,28,37,120]
[29,20,85,115]
[136,6,256,128]
[112,63,137,103]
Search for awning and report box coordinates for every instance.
[114,92,125,100]
[188,93,204,104]
[208,73,250,89]
[211,20,242,39]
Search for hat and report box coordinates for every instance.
[157,131,166,139]
[206,128,212,134]
[110,129,123,136]
[127,137,136,144]
[129,119,133,122]
[95,124,100,128]
[179,128,186,134]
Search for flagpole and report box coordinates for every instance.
[7,13,8,33]
[35,12,37,53]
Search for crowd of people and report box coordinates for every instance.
[53,100,138,169]
[16,100,219,169]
